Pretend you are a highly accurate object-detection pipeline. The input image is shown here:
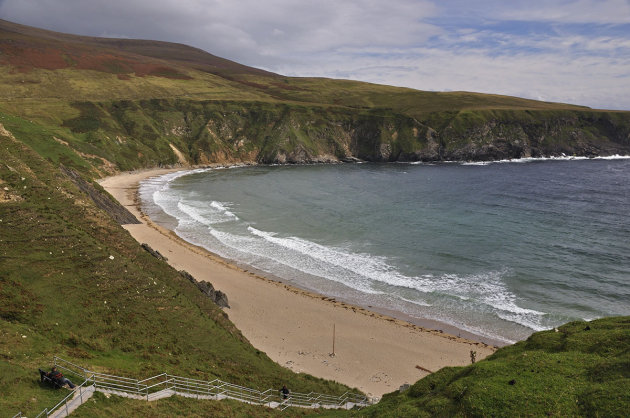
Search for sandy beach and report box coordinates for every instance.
[100,168,496,398]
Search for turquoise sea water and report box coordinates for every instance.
[139,158,630,344]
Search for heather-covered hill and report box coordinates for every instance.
[0,18,602,113]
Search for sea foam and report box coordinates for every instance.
[139,161,630,343]
[150,177,546,335]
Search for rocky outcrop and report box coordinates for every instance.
[179,270,229,308]
[61,166,140,224]
[141,243,167,261]
[347,110,630,162]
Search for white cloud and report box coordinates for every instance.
[0,0,441,63]
[0,0,629,109]
[432,0,630,25]
[495,0,630,24]
[269,47,630,110]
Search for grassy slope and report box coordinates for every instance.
[351,317,630,417]
[0,121,350,416]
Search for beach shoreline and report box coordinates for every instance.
[100,166,498,398]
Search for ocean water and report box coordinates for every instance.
[139,158,630,344]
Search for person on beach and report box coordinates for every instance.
[41,366,76,389]
[280,384,290,400]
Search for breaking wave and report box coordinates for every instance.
[140,169,547,343]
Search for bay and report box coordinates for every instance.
[139,158,630,344]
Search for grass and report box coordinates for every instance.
[0,111,94,174]
[251,76,591,117]
[71,391,349,417]
[0,124,354,417]
[73,392,280,417]
[0,67,274,102]
[352,317,630,417]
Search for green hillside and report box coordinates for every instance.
[0,18,591,112]
[355,317,630,417]
[0,116,351,416]
[1,18,629,417]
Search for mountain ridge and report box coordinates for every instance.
[1,18,599,113]
[0,18,274,78]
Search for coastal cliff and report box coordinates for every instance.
[56,100,630,172]
[3,17,630,173]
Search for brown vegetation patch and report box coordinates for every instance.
[74,53,135,74]
[0,39,191,80]
[220,74,269,89]
[0,41,68,72]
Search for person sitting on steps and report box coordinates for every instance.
[40,366,75,389]
[280,384,290,400]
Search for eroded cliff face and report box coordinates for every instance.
[63,100,630,170]
[433,111,630,161]
[186,105,630,163]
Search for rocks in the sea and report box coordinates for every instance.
[179,270,229,308]
[141,243,167,261]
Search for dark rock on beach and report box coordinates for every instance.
[141,243,168,261]
[180,270,230,308]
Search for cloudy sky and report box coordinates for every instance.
[1,0,629,110]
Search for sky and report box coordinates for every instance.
[1,0,629,110]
